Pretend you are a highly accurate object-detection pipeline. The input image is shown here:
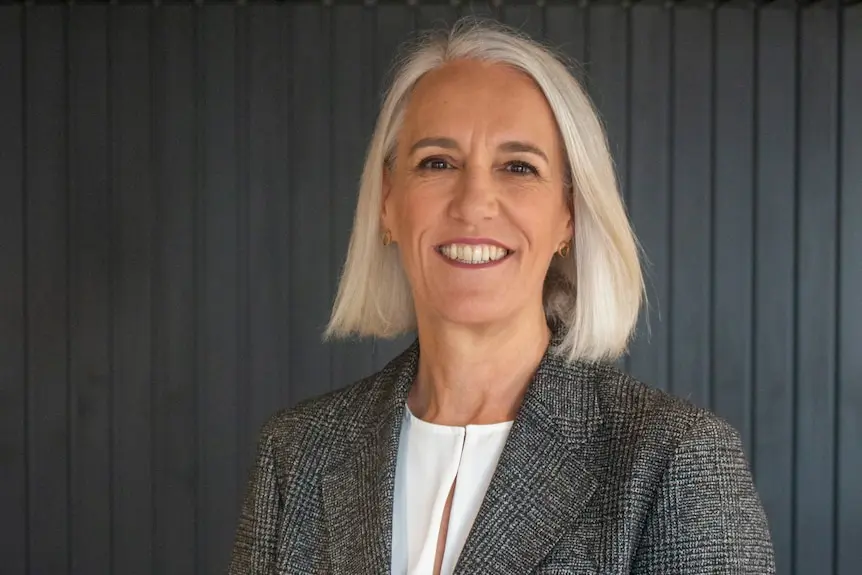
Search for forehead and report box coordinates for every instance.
[400,59,561,147]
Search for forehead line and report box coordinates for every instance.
[400,62,561,165]
[406,137,550,164]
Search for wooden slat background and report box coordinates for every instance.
[0,1,859,573]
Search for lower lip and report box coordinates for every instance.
[436,249,512,269]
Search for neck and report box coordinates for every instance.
[408,309,551,426]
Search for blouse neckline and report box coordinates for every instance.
[404,404,514,434]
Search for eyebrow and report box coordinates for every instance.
[408,137,550,164]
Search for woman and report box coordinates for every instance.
[230,19,774,575]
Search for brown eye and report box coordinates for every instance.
[418,157,452,170]
[506,161,539,176]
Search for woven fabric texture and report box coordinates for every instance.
[229,337,775,574]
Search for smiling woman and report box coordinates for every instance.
[325,21,642,364]
[229,18,775,575]
[380,59,575,342]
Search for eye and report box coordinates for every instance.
[417,157,453,170]
[505,160,539,176]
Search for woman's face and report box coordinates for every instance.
[382,59,572,329]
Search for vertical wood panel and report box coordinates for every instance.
[416,1,457,30]
[246,4,291,450]
[152,6,197,575]
[501,3,544,40]
[290,4,333,401]
[545,3,588,84]
[375,2,415,117]
[372,3,417,370]
[627,4,671,390]
[460,0,499,20]
[588,4,628,197]
[331,3,375,389]
[713,6,755,446]
[795,7,840,574]
[235,2,252,509]
[587,5,629,359]
[361,3,377,145]
[6,5,861,575]
[0,6,26,575]
[670,6,712,407]
[68,6,111,574]
[754,7,797,573]
[25,7,69,574]
[837,7,862,574]
[198,6,240,574]
[111,6,154,575]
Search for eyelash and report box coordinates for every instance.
[417,157,540,177]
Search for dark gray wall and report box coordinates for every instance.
[1,1,859,574]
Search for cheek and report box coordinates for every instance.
[510,197,568,249]
[394,188,449,237]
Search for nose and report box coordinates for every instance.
[447,164,499,224]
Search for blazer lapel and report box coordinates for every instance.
[320,342,418,575]
[320,335,604,575]
[453,353,603,574]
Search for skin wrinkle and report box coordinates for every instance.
[408,137,552,168]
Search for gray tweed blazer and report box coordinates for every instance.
[229,338,775,574]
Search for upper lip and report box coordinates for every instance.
[436,237,514,251]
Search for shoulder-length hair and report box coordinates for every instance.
[324,18,644,363]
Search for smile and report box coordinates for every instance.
[436,243,512,266]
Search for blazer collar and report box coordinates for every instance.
[321,332,603,574]
[320,342,416,574]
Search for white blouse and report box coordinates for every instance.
[391,405,514,575]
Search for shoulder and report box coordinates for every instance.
[254,342,416,473]
[595,369,776,570]
[256,373,381,469]
[244,375,383,493]
[585,365,772,549]
[585,362,743,464]
[262,375,379,438]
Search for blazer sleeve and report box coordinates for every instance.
[632,412,776,574]
[229,425,282,575]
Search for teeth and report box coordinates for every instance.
[438,243,509,264]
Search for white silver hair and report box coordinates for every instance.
[325,18,644,363]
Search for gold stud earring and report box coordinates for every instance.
[382,230,392,246]
[557,241,570,258]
